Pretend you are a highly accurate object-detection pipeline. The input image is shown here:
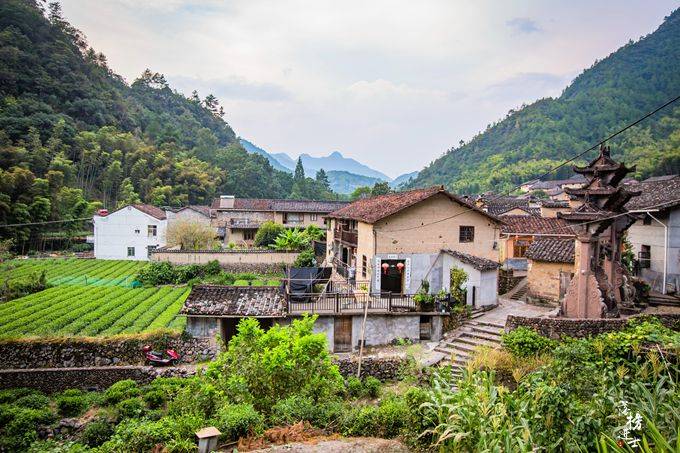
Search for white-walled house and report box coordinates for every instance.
[439,250,500,307]
[93,205,168,260]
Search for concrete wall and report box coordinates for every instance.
[627,208,680,292]
[527,259,574,302]
[166,209,211,226]
[351,315,422,348]
[94,207,167,260]
[151,249,298,269]
[440,254,498,307]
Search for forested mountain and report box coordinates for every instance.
[325,170,381,194]
[408,9,680,194]
[390,171,419,189]
[0,0,337,249]
[238,138,291,172]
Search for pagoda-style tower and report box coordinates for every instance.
[558,145,641,318]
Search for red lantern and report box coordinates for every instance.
[382,263,389,275]
[396,262,405,274]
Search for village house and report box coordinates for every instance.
[93,204,167,260]
[525,237,576,303]
[210,196,348,246]
[625,175,680,294]
[499,216,573,274]
[325,186,502,304]
[165,205,213,226]
[539,200,571,218]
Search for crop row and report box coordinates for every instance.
[0,286,188,338]
[0,259,147,287]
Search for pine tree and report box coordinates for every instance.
[315,168,331,191]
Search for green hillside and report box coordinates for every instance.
[408,9,680,194]
[0,0,337,250]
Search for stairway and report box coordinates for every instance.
[434,318,505,381]
[503,277,528,302]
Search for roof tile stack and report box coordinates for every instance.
[181,285,286,317]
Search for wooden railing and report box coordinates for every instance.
[334,228,358,245]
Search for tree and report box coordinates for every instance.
[254,221,285,248]
[371,181,391,196]
[272,228,309,251]
[304,224,325,242]
[315,169,331,191]
[294,157,305,181]
[117,178,140,208]
[350,186,372,200]
[166,220,217,250]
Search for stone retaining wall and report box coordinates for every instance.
[334,356,408,381]
[0,366,194,393]
[0,334,218,369]
[506,313,680,339]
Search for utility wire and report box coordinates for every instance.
[0,217,92,228]
[378,93,680,235]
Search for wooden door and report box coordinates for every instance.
[334,317,352,352]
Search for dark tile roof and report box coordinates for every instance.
[327,186,500,224]
[211,198,349,213]
[181,285,286,317]
[529,175,587,191]
[497,206,541,217]
[526,238,575,263]
[500,215,573,236]
[625,175,680,211]
[442,249,499,271]
[541,200,570,208]
[484,196,533,216]
[132,204,167,220]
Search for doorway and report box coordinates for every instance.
[380,259,404,294]
[333,317,352,352]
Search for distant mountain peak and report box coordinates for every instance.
[329,151,343,158]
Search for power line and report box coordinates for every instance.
[378,93,680,235]
[0,217,92,228]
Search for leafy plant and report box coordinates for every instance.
[254,221,285,248]
[502,326,556,357]
[272,228,310,251]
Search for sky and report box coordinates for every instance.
[60,0,678,178]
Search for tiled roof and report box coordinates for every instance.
[180,285,286,317]
[442,249,499,271]
[625,175,680,211]
[132,204,167,220]
[541,200,570,208]
[497,206,541,217]
[526,238,575,263]
[211,198,349,213]
[327,186,500,224]
[500,215,573,236]
[529,175,587,191]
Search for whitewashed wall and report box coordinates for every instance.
[93,207,167,260]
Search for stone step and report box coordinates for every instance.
[470,326,504,337]
[469,320,506,330]
[457,332,501,346]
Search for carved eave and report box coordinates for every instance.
[564,186,619,197]
[602,187,642,212]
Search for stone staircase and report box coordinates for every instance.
[504,277,528,301]
[434,317,505,380]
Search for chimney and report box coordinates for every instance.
[219,195,235,209]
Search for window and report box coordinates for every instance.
[134,229,140,234]
[147,245,157,257]
[244,230,255,241]
[639,245,651,269]
[459,226,475,243]
[643,215,652,226]
[310,213,317,221]
[362,255,367,278]
[283,213,303,224]
[148,225,157,237]
[127,247,135,257]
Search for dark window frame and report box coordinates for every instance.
[459,225,475,243]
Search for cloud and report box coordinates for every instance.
[167,75,291,102]
[506,17,542,34]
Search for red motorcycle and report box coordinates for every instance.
[142,345,180,366]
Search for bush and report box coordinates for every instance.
[0,388,38,404]
[104,380,141,405]
[115,397,145,419]
[143,388,167,409]
[0,407,55,451]
[0,271,50,301]
[502,327,556,357]
[270,395,343,429]
[346,376,363,398]
[362,376,381,398]
[254,221,285,247]
[341,404,380,436]
[15,393,50,410]
[55,390,88,417]
[167,379,221,419]
[100,415,206,452]
[80,418,114,447]
[215,403,264,441]
[346,376,381,399]
[293,248,316,267]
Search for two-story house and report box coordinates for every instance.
[93,204,167,260]
[325,186,502,306]
[210,196,349,246]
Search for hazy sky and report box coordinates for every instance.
[60,0,678,178]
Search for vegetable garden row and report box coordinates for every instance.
[0,286,188,338]
[0,259,147,287]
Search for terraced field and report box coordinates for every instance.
[0,285,189,338]
[0,258,147,287]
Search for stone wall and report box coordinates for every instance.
[334,356,408,381]
[0,334,218,369]
[0,366,195,393]
[151,249,298,273]
[506,314,680,339]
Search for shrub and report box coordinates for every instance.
[0,388,38,404]
[115,397,145,419]
[254,221,285,247]
[104,380,140,405]
[362,376,381,398]
[215,403,264,441]
[167,379,221,419]
[502,327,556,357]
[0,407,55,451]
[293,248,316,267]
[55,390,88,417]
[375,396,409,438]
[270,395,343,429]
[341,404,380,436]
[15,393,50,410]
[143,388,167,409]
[346,376,363,398]
[80,418,114,447]
[100,415,206,452]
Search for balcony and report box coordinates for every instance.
[229,218,261,229]
[334,228,358,246]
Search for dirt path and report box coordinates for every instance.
[245,437,411,452]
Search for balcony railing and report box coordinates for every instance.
[286,292,453,315]
[334,228,358,246]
